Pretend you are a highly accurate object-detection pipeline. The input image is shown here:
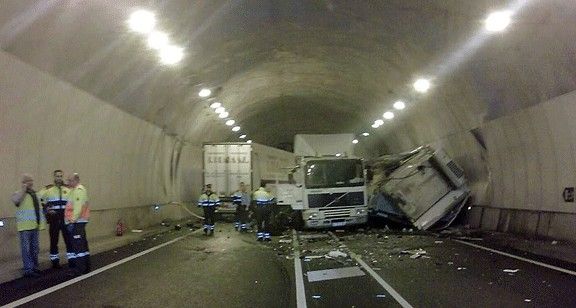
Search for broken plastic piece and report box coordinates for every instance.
[312,295,321,299]
[327,250,348,258]
[503,269,519,273]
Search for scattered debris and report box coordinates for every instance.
[503,269,520,273]
[312,295,322,299]
[174,224,182,231]
[335,230,345,233]
[279,239,293,243]
[131,229,143,233]
[524,299,532,302]
[327,250,348,258]
[551,241,558,245]
[456,236,483,241]
[300,234,330,240]
[401,249,427,259]
[457,267,466,271]
[434,241,444,244]
[376,294,387,298]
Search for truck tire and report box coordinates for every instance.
[291,210,304,231]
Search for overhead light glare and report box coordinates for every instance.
[393,101,406,110]
[246,140,252,144]
[128,10,156,34]
[362,132,369,137]
[383,111,395,120]
[199,88,211,97]
[232,126,241,132]
[414,78,431,93]
[336,153,342,157]
[147,31,169,50]
[219,112,229,118]
[375,119,384,126]
[159,45,183,65]
[225,120,235,126]
[215,107,225,114]
[239,134,247,139]
[210,102,221,109]
[352,139,359,144]
[485,11,511,32]
[371,124,379,128]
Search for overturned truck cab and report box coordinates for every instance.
[368,146,470,230]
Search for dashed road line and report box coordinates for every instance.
[328,231,414,308]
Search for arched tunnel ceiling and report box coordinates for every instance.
[1,0,575,150]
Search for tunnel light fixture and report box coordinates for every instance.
[198,88,212,98]
[375,119,384,126]
[147,31,169,50]
[246,140,252,144]
[239,134,247,139]
[159,45,183,65]
[485,11,511,32]
[371,123,379,128]
[232,126,241,132]
[393,101,406,110]
[210,102,221,109]
[413,78,431,93]
[383,111,395,120]
[215,107,225,114]
[335,153,342,157]
[225,119,235,126]
[219,112,229,118]
[352,139,359,144]
[361,132,369,137]
[128,10,156,34]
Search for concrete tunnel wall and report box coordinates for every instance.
[381,89,576,242]
[0,50,204,271]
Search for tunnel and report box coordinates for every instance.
[1,1,576,307]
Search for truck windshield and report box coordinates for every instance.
[305,159,364,189]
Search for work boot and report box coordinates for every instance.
[203,228,208,235]
[52,260,61,269]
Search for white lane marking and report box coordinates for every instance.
[292,230,308,308]
[328,232,414,308]
[3,233,193,308]
[454,239,576,277]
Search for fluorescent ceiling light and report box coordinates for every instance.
[485,11,511,32]
[239,135,247,139]
[375,119,384,126]
[198,88,211,97]
[219,112,229,118]
[246,140,252,144]
[225,120,235,126]
[393,101,406,110]
[128,10,156,34]
[383,111,395,120]
[210,102,221,109]
[413,78,431,93]
[215,107,225,114]
[159,46,184,65]
[147,31,169,50]
[232,126,241,132]
[352,139,359,144]
[362,132,369,136]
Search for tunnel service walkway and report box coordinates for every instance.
[2,225,576,308]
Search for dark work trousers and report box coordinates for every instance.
[203,206,216,230]
[255,205,272,235]
[235,204,248,229]
[47,211,72,264]
[68,223,91,275]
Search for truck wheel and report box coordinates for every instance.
[291,211,304,231]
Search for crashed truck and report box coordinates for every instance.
[275,134,369,229]
[368,146,470,230]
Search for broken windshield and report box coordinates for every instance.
[305,159,364,189]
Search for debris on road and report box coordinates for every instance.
[376,294,387,298]
[503,269,520,273]
[327,250,348,258]
[278,239,292,243]
[401,248,427,259]
[312,295,322,299]
[131,229,143,233]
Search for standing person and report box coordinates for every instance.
[11,174,46,278]
[64,173,91,276]
[232,182,251,232]
[253,186,274,241]
[38,170,71,269]
[197,184,220,235]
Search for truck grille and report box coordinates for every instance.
[446,160,464,178]
[319,209,354,219]
[308,192,364,208]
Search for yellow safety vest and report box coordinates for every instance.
[15,192,47,232]
[65,184,90,224]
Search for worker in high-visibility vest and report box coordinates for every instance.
[197,184,220,235]
[232,182,250,232]
[64,173,91,276]
[253,186,274,241]
[11,174,46,278]
[38,169,71,269]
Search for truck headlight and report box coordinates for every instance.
[308,213,318,220]
[355,209,366,215]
